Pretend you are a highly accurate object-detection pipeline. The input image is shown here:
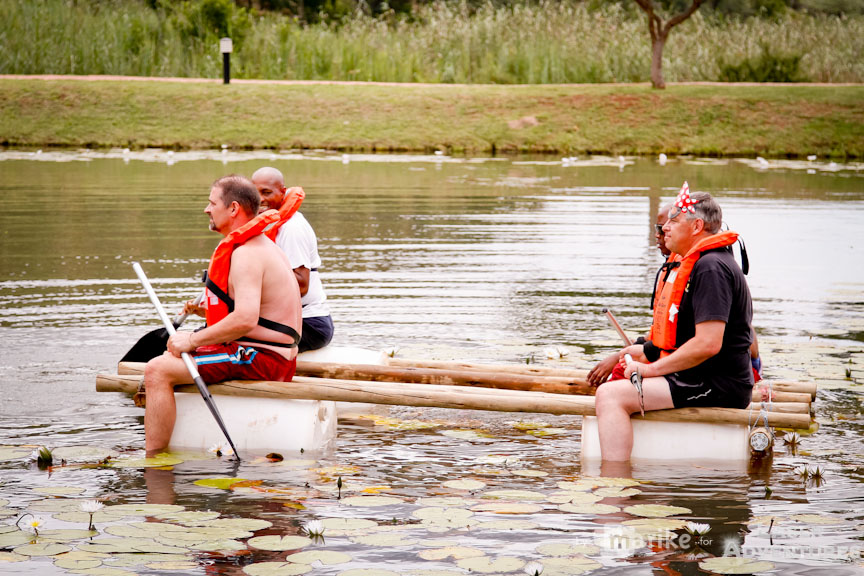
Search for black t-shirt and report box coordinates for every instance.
[674,247,754,399]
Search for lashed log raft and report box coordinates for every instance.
[386,357,818,399]
[117,361,812,405]
[96,373,812,429]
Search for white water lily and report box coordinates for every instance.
[79,500,104,514]
[24,517,43,536]
[383,346,400,358]
[544,346,570,359]
[80,500,104,531]
[684,522,711,536]
[208,442,233,457]
[524,561,544,575]
[302,519,325,538]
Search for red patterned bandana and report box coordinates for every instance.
[673,181,698,215]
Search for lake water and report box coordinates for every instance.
[0,150,862,575]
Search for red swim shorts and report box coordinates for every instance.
[192,341,296,384]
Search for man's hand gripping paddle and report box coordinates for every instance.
[603,308,644,416]
[132,262,241,461]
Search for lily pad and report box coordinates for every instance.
[418,546,485,561]
[456,556,525,573]
[0,446,32,461]
[39,528,100,543]
[417,497,474,508]
[247,535,311,551]
[320,517,378,535]
[413,507,474,526]
[624,504,691,518]
[0,551,27,563]
[194,517,273,531]
[536,543,601,556]
[244,563,312,576]
[54,550,105,570]
[285,550,352,565]
[789,514,844,525]
[13,542,72,557]
[559,502,620,515]
[512,470,549,478]
[483,489,546,501]
[33,485,87,496]
[548,492,602,505]
[0,530,34,548]
[541,555,603,574]
[68,568,135,576]
[105,503,185,517]
[340,496,404,507]
[146,560,199,570]
[103,552,194,567]
[52,446,118,463]
[110,454,185,468]
[194,477,251,490]
[472,502,543,514]
[698,557,775,574]
[53,509,125,524]
[594,487,641,499]
[622,518,687,536]
[186,538,247,551]
[156,510,222,523]
[443,479,486,491]
[77,537,187,554]
[476,519,540,530]
[105,522,187,539]
[350,533,419,547]
[338,570,400,576]
[441,429,494,441]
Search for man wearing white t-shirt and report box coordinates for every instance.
[252,167,334,352]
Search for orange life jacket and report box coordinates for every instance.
[204,209,280,327]
[650,231,739,356]
[264,187,305,242]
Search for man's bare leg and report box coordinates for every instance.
[143,352,194,456]
[594,377,674,462]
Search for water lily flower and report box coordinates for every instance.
[302,519,325,538]
[80,500,104,530]
[684,522,711,536]
[544,346,570,359]
[209,442,233,457]
[783,432,801,446]
[524,561,544,575]
[24,517,43,537]
[383,346,400,358]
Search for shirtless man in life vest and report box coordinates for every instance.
[595,186,755,461]
[142,175,302,455]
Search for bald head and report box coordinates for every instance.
[251,167,287,211]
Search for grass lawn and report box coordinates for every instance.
[1,78,862,158]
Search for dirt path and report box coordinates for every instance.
[2,74,861,88]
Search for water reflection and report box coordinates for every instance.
[0,152,862,574]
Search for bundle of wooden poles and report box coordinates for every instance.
[96,357,816,430]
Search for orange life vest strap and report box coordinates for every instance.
[264,187,305,242]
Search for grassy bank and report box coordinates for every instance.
[1,78,862,157]
[1,0,863,84]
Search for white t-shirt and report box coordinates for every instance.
[274,212,330,319]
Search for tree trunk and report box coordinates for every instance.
[650,34,667,89]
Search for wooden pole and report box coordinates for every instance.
[96,373,812,428]
[117,361,812,404]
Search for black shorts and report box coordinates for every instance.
[299,315,334,353]
[665,373,752,409]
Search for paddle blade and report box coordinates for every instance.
[120,327,170,363]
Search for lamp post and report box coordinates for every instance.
[220,37,233,84]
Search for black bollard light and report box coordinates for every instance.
[220,37,233,84]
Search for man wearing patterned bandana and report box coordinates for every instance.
[594,185,755,461]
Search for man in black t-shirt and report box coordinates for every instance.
[594,187,754,461]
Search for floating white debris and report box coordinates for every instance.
[342,154,350,164]
[807,155,817,161]
[658,153,667,166]
[757,156,768,167]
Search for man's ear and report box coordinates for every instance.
[230,201,240,216]
[692,218,705,234]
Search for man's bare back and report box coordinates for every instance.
[229,235,302,360]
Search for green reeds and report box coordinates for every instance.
[1,0,862,83]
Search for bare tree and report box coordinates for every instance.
[634,0,706,89]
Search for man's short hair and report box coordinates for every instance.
[213,175,260,217]
[686,191,722,234]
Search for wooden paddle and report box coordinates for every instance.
[121,290,205,363]
[132,263,240,460]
